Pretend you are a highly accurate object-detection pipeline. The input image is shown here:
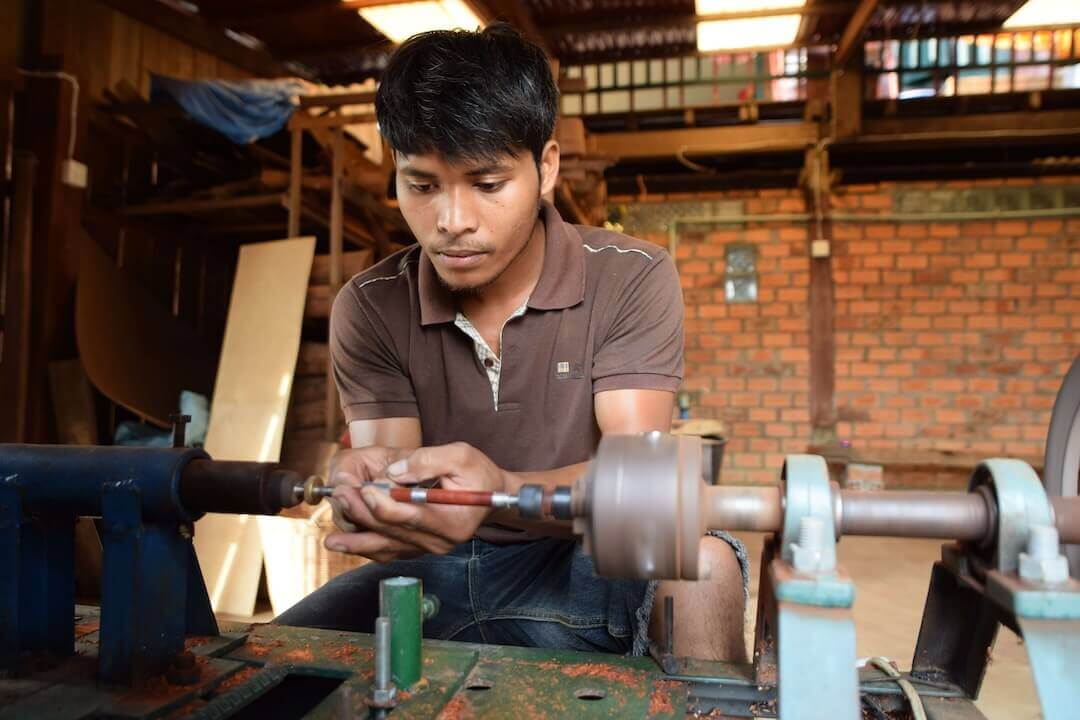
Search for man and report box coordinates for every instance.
[276,23,747,661]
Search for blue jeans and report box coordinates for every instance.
[274,537,651,655]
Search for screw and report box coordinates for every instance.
[1019,524,1069,584]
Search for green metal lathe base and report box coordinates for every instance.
[0,607,688,719]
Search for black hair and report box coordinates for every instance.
[375,23,559,166]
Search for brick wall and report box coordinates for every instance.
[625,177,1080,487]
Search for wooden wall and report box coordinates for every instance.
[39,0,252,104]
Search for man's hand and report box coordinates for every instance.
[325,442,512,563]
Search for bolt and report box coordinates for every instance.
[368,616,397,715]
[1019,524,1069,584]
[791,516,828,574]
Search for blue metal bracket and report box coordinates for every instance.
[774,455,859,720]
[0,475,75,677]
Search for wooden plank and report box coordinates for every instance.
[194,236,316,618]
[834,0,880,69]
[589,122,819,160]
[107,11,144,98]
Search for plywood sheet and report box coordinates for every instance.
[194,237,315,617]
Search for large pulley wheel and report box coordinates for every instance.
[1044,355,1080,574]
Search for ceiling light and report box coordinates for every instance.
[1004,0,1080,29]
[697,15,802,52]
[358,0,484,44]
[696,0,805,14]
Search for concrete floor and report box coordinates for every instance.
[735,532,1041,720]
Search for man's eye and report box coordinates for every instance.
[476,181,506,193]
[409,183,434,193]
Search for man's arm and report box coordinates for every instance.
[489,387,674,533]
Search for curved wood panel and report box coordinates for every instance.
[75,234,216,427]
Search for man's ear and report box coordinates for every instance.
[537,139,560,199]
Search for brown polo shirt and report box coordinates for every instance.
[329,201,683,475]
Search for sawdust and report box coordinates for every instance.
[648,679,682,715]
[184,636,215,649]
[557,662,645,690]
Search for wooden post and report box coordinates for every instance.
[803,147,837,445]
[287,127,302,238]
[325,126,344,442]
[0,152,35,441]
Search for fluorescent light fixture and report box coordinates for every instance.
[697,14,802,52]
[359,0,483,44]
[1004,0,1080,28]
[696,0,805,14]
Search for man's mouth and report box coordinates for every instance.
[436,250,487,268]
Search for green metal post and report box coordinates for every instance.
[379,576,439,688]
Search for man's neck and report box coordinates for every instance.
[459,215,546,319]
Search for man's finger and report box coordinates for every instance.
[386,444,469,485]
[358,487,458,553]
[327,497,358,533]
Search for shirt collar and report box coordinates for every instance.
[418,200,585,326]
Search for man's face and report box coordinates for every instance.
[394,149,547,292]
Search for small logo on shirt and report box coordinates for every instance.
[555,360,584,379]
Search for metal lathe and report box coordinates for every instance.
[2,358,1079,719]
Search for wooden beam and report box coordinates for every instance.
[298,91,376,109]
[831,65,863,139]
[288,128,302,237]
[287,112,378,131]
[124,193,285,216]
[94,0,296,79]
[544,4,851,39]
[590,122,819,160]
[834,0,880,69]
[859,109,1080,142]
[477,0,549,52]
[802,148,836,440]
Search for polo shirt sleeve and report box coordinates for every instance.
[329,283,420,422]
[592,250,684,394]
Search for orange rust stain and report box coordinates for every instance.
[278,648,314,663]
[437,693,476,720]
[324,643,373,664]
[216,666,259,694]
[244,638,284,657]
[74,620,100,638]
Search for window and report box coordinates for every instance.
[725,244,758,303]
